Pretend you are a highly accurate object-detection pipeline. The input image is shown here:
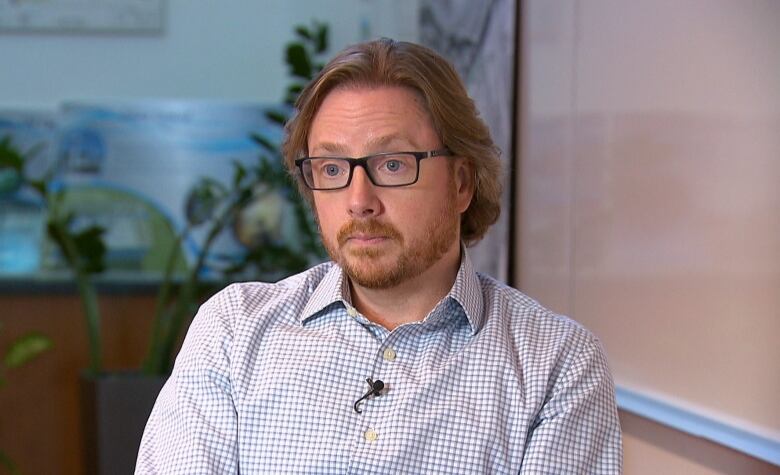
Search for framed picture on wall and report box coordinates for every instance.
[0,0,164,34]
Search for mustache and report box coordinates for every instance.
[337,219,403,246]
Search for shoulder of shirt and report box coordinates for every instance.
[199,261,336,327]
[474,271,602,354]
[472,273,612,393]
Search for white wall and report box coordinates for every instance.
[0,0,420,110]
[518,0,780,472]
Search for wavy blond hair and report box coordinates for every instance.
[282,38,502,245]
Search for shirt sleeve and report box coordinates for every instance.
[520,336,623,474]
[135,297,239,475]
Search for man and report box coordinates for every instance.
[137,38,622,474]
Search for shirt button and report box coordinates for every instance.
[346,306,358,317]
[382,347,397,362]
[364,428,378,442]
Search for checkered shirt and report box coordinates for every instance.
[136,251,622,474]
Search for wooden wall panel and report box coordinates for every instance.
[0,292,160,475]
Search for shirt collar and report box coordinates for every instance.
[299,263,351,324]
[299,247,485,335]
[449,248,486,335]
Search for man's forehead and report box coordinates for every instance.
[314,84,430,120]
[307,87,434,154]
[311,134,421,155]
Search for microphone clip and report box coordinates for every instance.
[353,377,384,414]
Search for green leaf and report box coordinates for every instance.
[238,187,253,204]
[184,178,228,226]
[46,218,75,267]
[0,136,25,195]
[0,449,19,474]
[0,135,24,172]
[287,83,304,95]
[72,225,107,273]
[294,25,312,40]
[264,109,288,126]
[29,178,48,196]
[283,83,306,106]
[232,161,247,188]
[46,217,107,274]
[250,133,279,155]
[286,43,312,79]
[283,93,297,107]
[3,332,52,369]
[315,24,329,55]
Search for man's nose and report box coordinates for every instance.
[347,166,381,218]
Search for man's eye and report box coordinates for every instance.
[381,159,405,173]
[324,164,341,176]
[319,161,345,177]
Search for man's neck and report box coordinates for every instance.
[348,245,462,331]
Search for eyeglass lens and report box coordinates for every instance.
[303,153,419,189]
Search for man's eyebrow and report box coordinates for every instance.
[311,134,419,156]
[365,134,413,150]
[311,142,348,155]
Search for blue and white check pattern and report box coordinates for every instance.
[136,251,622,474]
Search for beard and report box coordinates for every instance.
[320,186,460,290]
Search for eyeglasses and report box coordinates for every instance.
[295,149,453,190]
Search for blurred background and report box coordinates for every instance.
[0,0,778,474]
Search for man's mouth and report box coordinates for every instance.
[346,234,388,244]
[336,220,403,247]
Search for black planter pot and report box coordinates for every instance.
[80,372,167,475]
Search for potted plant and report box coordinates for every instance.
[0,22,329,475]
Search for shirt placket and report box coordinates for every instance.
[345,313,414,473]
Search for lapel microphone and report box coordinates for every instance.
[353,377,384,414]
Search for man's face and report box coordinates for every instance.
[307,86,472,289]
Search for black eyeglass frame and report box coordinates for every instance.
[294,149,453,191]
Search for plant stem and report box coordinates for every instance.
[74,266,101,375]
[48,215,102,374]
[154,196,247,375]
[142,232,186,375]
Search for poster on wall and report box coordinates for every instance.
[0,102,315,280]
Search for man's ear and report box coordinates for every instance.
[454,158,475,214]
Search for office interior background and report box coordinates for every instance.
[0,0,778,473]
